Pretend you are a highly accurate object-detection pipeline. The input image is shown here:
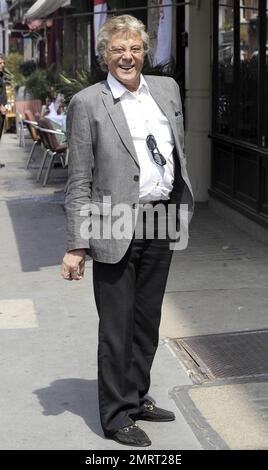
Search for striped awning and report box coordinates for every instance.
[25,0,71,20]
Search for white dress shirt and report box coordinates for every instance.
[107,72,175,202]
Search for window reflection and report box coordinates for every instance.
[238,0,259,143]
[217,1,234,136]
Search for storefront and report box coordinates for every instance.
[15,0,268,232]
[210,0,268,227]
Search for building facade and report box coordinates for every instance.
[211,0,268,228]
[2,1,268,231]
[0,0,9,55]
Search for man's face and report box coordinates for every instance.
[105,30,145,92]
[0,59,5,72]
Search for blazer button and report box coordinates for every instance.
[134,175,139,181]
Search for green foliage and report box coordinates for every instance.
[25,69,49,101]
[4,53,26,88]
[3,54,61,101]
[57,67,106,104]
[19,60,37,77]
[25,69,49,102]
[25,65,60,102]
[5,52,24,71]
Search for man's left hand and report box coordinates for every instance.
[61,249,86,281]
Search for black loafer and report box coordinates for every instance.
[111,424,152,447]
[136,402,175,422]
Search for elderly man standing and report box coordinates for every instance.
[61,15,194,447]
[0,54,7,168]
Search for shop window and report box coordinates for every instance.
[212,1,268,225]
[215,0,266,145]
[238,0,259,143]
[217,0,234,136]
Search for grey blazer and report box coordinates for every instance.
[65,75,194,263]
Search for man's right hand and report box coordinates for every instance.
[61,249,87,281]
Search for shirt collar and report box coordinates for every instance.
[107,72,149,99]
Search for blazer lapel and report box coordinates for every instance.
[144,76,182,157]
[101,85,139,167]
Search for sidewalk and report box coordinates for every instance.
[0,133,268,450]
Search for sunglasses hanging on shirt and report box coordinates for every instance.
[146,134,167,166]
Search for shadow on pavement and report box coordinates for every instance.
[6,197,67,272]
[33,378,103,438]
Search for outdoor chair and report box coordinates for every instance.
[15,100,42,147]
[24,109,41,169]
[36,117,67,187]
[16,111,25,147]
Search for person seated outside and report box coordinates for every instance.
[45,98,66,130]
[40,96,52,117]
[41,97,66,146]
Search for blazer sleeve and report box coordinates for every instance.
[65,94,94,252]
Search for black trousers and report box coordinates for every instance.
[92,212,173,437]
[0,113,5,141]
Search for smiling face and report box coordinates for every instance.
[105,30,145,92]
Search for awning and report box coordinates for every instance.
[25,0,71,20]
